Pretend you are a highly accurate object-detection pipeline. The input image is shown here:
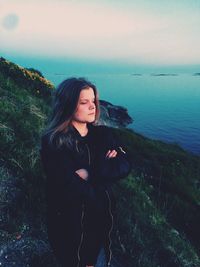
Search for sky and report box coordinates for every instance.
[0,0,200,69]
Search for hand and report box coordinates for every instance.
[106,149,117,158]
[75,168,89,181]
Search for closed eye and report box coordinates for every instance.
[80,100,95,104]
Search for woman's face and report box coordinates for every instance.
[72,87,96,124]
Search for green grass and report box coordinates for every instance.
[0,57,200,267]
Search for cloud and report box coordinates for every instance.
[0,0,200,65]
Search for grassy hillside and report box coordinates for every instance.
[0,57,199,267]
[111,128,200,267]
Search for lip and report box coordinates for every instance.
[88,113,95,115]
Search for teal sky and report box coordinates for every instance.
[0,0,200,72]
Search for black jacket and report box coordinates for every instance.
[40,123,132,267]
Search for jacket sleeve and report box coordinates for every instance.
[90,127,132,186]
[40,135,96,202]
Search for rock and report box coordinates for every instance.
[0,167,25,231]
[0,236,56,267]
[98,100,133,128]
[0,241,124,267]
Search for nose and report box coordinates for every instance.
[89,102,96,110]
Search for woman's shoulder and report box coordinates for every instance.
[40,133,54,156]
[41,130,77,156]
[41,132,53,148]
[40,131,62,154]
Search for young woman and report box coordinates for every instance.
[40,77,132,267]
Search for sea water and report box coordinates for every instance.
[46,73,200,155]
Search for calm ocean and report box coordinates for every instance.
[45,73,200,155]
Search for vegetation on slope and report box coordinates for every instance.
[0,57,199,267]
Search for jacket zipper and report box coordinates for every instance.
[86,143,113,266]
[105,190,113,266]
[76,142,90,266]
[76,141,90,165]
[77,203,85,267]
[85,143,91,165]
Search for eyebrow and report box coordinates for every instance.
[80,98,95,100]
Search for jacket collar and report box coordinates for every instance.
[69,123,96,142]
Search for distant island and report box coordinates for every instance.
[131,73,142,76]
[151,73,178,76]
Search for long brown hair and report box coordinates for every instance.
[42,77,100,149]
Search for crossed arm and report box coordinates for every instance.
[75,149,118,181]
[40,128,131,202]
